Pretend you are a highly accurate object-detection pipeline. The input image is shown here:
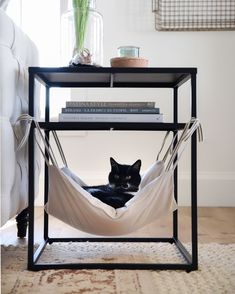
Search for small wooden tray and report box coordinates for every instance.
[110,57,148,68]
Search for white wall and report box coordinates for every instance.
[36,0,235,206]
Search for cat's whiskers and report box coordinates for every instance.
[109,183,116,189]
[127,183,139,192]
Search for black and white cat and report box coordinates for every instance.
[83,157,141,209]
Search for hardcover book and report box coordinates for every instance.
[59,113,163,123]
[62,107,160,114]
[65,101,156,108]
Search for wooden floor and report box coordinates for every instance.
[1,207,235,246]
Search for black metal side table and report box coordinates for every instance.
[28,67,198,271]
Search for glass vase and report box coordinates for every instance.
[61,0,103,66]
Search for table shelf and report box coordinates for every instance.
[30,66,196,88]
[39,122,187,131]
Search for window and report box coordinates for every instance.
[6,0,70,119]
[7,0,63,66]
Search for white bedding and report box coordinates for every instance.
[0,8,40,225]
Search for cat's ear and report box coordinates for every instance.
[110,157,118,169]
[132,159,141,172]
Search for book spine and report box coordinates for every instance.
[62,107,160,114]
[65,101,155,108]
[59,113,163,122]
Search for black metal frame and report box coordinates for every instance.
[28,67,197,272]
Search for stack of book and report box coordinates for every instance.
[59,101,163,122]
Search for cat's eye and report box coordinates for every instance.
[126,175,131,180]
[114,174,119,179]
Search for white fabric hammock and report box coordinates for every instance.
[16,115,203,236]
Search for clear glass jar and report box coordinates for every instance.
[118,46,140,58]
[61,0,103,66]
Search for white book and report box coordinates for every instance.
[59,113,163,123]
[65,101,155,108]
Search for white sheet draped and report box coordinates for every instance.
[45,161,177,235]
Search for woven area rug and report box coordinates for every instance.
[1,243,235,294]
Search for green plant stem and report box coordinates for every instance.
[73,0,89,53]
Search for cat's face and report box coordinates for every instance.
[108,157,141,192]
